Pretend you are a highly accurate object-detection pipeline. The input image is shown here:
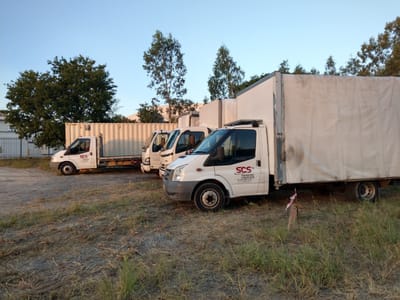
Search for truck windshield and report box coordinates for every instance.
[165,129,180,150]
[193,129,229,154]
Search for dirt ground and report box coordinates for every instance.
[0,167,157,217]
[1,167,399,299]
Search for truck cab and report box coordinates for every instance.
[159,126,211,177]
[162,122,270,211]
[141,130,170,173]
[50,136,97,175]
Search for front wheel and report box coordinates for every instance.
[60,162,77,176]
[353,181,378,202]
[194,183,226,212]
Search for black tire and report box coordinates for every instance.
[354,181,378,202]
[60,162,76,176]
[194,183,226,212]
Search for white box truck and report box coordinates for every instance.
[159,126,211,177]
[141,113,202,174]
[162,73,400,211]
[51,122,176,175]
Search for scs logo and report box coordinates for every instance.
[235,166,253,175]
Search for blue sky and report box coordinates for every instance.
[1,0,399,117]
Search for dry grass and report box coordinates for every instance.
[1,178,400,299]
[0,157,51,171]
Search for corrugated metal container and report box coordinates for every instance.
[65,123,177,157]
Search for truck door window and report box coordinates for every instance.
[152,133,168,152]
[66,138,90,155]
[205,130,256,166]
[176,131,205,153]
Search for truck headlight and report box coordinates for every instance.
[172,164,187,181]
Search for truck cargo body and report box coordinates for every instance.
[198,99,237,128]
[237,73,400,186]
[163,73,400,210]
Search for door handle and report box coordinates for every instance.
[257,160,261,167]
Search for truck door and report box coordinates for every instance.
[150,132,169,168]
[211,129,267,197]
[64,138,97,169]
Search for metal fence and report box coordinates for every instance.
[0,137,54,159]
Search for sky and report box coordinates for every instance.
[1,0,399,117]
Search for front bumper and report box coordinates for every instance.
[140,163,151,173]
[162,169,197,201]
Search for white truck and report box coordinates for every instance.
[51,122,175,175]
[159,126,211,177]
[162,72,400,211]
[141,113,202,174]
[140,130,171,173]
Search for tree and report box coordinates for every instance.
[278,60,290,73]
[208,45,245,99]
[137,99,164,123]
[110,114,134,123]
[5,55,117,147]
[235,73,269,93]
[341,17,400,76]
[293,64,307,74]
[143,30,188,122]
[324,56,339,75]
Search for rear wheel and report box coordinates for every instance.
[60,162,76,176]
[353,181,378,202]
[194,183,226,212]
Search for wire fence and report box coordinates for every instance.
[0,137,55,159]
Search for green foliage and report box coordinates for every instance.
[208,45,245,99]
[293,64,307,74]
[110,114,135,123]
[278,60,290,73]
[324,56,339,75]
[341,17,400,76]
[5,55,117,147]
[143,30,188,122]
[235,73,269,93]
[137,99,164,123]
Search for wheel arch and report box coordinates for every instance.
[58,160,78,171]
[191,179,230,201]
